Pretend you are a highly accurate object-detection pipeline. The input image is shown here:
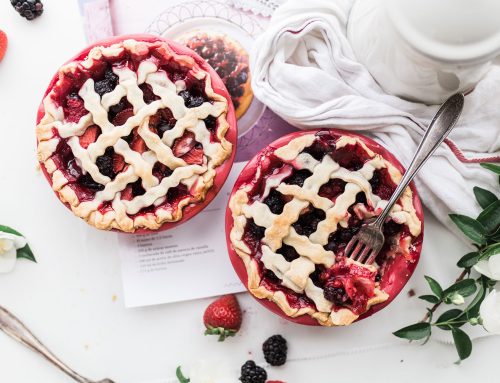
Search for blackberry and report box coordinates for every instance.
[262,335,288,366]
[263,189,285,214]
[277,244,300,262]
[285,169,312,187]
[131,179,146,197]
[78,173,104,191]
[239,360,267,383]
[203,116,217,133]
[383,220,403,236]
[178,90,205,108]
[94,68,118,97]
[323,285,349,305]
[95,148,115,179]
[292,207,326,237]
[247,219,265,240]
[11,0,44,20]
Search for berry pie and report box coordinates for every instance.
[36,35,236,232]
[179,31,253,119]
[227,130,423,326]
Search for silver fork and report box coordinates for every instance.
[345,93,465,265]
[0,305,115,383]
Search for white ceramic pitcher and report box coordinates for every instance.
[348,0,500,104]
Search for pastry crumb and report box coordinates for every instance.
[112,294,117,302]
[407,289,416,297]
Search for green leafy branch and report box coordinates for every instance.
[394,163,500,361]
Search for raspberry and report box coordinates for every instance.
[262,335,288,367]
[240,360,267,383]
[11,0,44,20]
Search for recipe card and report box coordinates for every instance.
[99,0,299,307]
[118,162,246,307]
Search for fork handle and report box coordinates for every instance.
[0,305,91,383]
[374,93,464,228]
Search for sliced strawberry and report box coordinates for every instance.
[0,30,7,63]
[65,96,88,123]
[131,135,147,153]
[113,153,126,173]
[181,146,204,165]
[120,186,133,201]
[79,125,100,149]
[112,107,134,126]
[172,132,196,157]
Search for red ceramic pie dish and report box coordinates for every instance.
[36,34,237,234]
[225,129,424,326]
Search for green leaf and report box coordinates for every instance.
[488,227,500,242]
[452,328,472,360]
[481,163,500,175]
[473,186,498,209]
[463,280,486,319]
[419,295,440,304]
[480,243,500,261]
[436,309,463,330]
[176,366,190,383]
[477,200,500,234]
[457,252,480,268]
[449,214,486,245]
[443,279,477,299]
[424,276,443,298]
[0,225,36,263]
[393,322,431,340]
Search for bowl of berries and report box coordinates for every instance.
[226,129,424,326]
[35,34,237,233]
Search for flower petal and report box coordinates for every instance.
[474,260,494,279]
[0,247,17,273]
[0,232,27,250]
[480,289,500,334]
[488,254,500,281]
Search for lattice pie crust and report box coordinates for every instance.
[229,134,422,326]
[37,39,232,232]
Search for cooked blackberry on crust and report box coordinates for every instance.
[228,130,423,326]
[36,38,234,232]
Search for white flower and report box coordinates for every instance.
[480,289,500,334]
[0,232,27,274]
[450,293,465,305]
[188,359,237,383]
[474,254,500,280]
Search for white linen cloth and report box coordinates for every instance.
[250,0,500,228]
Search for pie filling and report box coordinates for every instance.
[180,31,253,119]
[37,39,232,232]
[229,131,422,326]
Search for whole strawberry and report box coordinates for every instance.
[0,30,7,63]
[203,294,242,341]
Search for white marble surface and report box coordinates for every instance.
[0,1,499,382]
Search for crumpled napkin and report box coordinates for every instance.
[250,0,500,229]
